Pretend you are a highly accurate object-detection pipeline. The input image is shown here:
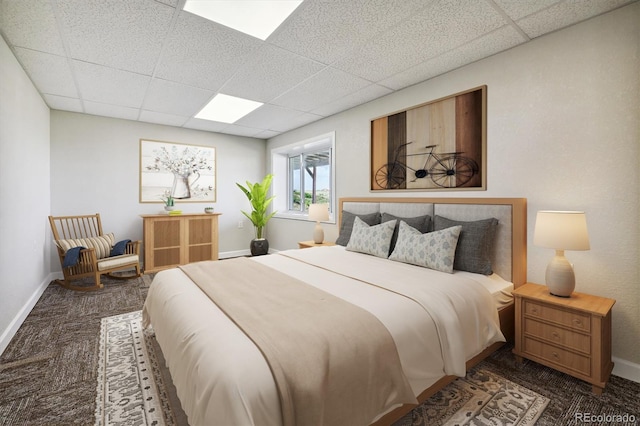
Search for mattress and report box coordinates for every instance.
[454,270,514,308]
[143,247,506,425]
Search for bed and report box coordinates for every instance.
[142,197,527,426]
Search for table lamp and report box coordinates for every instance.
[533,211,590,297]
[309,203,329,244]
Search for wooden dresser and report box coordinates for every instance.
[141,213,221,273]
[513,282,615,394]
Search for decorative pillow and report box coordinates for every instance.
[56,233,115,259]
[346,217,396,258]
[336,211,381,246]
[381,213,432,255]
[434,216,498,275]
[389,221,462,273]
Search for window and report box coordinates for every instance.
[271,132,335,221]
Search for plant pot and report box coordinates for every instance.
[250,238,269,256]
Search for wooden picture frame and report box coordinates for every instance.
[370,86,486,192]
[140,139,216,203]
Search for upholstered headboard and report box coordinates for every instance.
[338,197,527,287]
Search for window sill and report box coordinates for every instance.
[274,211,336,224]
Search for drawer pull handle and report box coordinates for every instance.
[531,308,539,314]
[551,352,559,359]
[573,319,583,327]
[552,331,560,339]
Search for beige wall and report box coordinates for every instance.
[267,4,640,372]
[50,111,267,259]
[0,36,52,354]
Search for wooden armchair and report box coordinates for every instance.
[49,213,141,291]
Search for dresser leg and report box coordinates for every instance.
[514,355,523,363]
[592,384,604,395]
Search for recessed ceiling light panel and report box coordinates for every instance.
[183,0,303,40]
[195,93,263,123]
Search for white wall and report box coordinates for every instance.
[0,36,52,354]
[50,111,266,261]
[267,4,640,371]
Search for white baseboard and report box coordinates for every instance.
[613,357,640,383]
[219,249,251,259]
[219,249,279,259]
[0,272,55,357]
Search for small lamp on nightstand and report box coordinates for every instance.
[309,203,329,244]
[533,210,590,297]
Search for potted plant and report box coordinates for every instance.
[236,174,277,256]
[161,192,175,211]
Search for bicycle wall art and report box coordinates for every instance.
[370,86,486,192]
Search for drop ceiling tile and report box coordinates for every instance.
[143,79,214,116]
[0,0,65,55]
[156,0,179,7]
[220,44,325,103]
[155,11,263,90]
[492,0,562,21]
[254,129,281,139]
[311,84,393,117]
[235,104,304,130]
[379,25,525,90]
[55,0,175,75]
[13,48,78,97]
[183,117,231,133]
[43,94,83,112]
[274,112,326,133]
[516,0,635,39]
[73,60,150,108]
[333,0,507,82]
[83,100,139,121]
[271,67,371,112]
[139,110,189,127]
[269,0,434,65]
[217,124,264,138]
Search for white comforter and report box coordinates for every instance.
[142,246,504,426]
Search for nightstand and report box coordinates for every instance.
[298,240,336,249]
[513,283,615,394]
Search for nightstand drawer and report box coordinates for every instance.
[524,337,591,376]
[523,318,591,354]
[524,300,591,332]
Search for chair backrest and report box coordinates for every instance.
[49,214,104,241]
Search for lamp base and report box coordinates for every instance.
[313,222,324,244]
[545,250,575,297]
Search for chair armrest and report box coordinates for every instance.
[61,247,97,269]
[125,240,141,255]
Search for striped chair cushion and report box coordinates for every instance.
[97,254,138,271]
[56,233,115,260]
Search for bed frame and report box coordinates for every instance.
[336,197,527,425]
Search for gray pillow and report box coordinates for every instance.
[433,215,498,275]
[335,211,381,246]
[389,221,462,273]
[346,217,396,258]
[381,213,432,255]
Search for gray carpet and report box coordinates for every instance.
[1,275,639,425]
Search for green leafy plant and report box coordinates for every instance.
[236,174,277,239]
[160,192,175,207]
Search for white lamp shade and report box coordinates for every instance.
[533,211,590,251]
[308,204,329,222]
[534,210,590,297]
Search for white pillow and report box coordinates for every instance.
[346,217,396,258]
[389,221,462,273]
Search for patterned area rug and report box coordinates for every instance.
[96,311,548,426]
[395,369,549,426]
[95,311,176,426]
